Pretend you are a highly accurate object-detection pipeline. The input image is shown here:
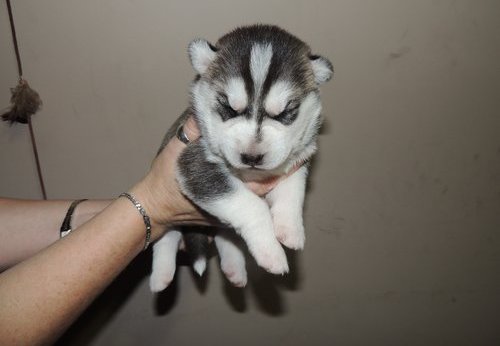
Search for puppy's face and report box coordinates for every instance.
[189,26,333,172]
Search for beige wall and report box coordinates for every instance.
[1,1,500,345]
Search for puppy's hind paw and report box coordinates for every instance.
[222,266,248,288]
[149,271,174,293]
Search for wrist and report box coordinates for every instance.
[128,178,172,242]
[71,199,113,230]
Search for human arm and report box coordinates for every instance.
[0,118,205,345]
[0,196,155,344]
[0,198,112,271]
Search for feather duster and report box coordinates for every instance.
[1,78,42,124]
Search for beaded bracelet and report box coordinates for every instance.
[118,192,152,250]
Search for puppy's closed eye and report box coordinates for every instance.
[217,94,247,120]
[272,100,300,124]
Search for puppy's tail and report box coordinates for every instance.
[192,256,207,276]
[183,231,210,276]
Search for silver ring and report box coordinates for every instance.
[176,124,190,144]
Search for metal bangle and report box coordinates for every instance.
[60,199,88,238]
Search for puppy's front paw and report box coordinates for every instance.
[149,269,175,293]
[274,222,305,250]
[250,241,289,274]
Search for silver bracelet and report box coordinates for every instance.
[119,192,152,250]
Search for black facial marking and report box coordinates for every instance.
[216,103,237,121]
[266,99,301,125]
[262,52,282,98]
[276,99,300,124]
[178,142,233,202]
[255,125,264,142]
[244,104,253,120]
[215,92,251,121]
[216,93,239,121]
[241,57,255,103]
[255,105,266,125]
[273,108,299,125]
[259,28,314,98]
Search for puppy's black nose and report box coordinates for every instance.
[241,153,264,167]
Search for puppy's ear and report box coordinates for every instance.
[309,55,333,84]
[188,39,217,74]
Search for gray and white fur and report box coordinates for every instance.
[150,25,333,292]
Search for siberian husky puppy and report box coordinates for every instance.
[150,25,333,291]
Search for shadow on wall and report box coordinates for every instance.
[56,248,302,345]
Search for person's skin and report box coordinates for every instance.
[0,198,112,271]
[0,117,287,345]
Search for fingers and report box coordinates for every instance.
[245,177,280,197]
[181,116,200,143]
[167,116,200,152]
[160,116,199,161]
[243,163,303,197]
